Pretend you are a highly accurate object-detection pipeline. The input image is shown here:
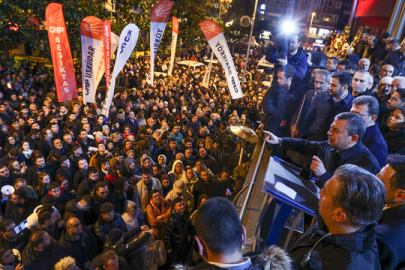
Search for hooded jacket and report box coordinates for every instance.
[22,239,66,270]
[168,160,184,184]
[134,177,163,211]
[166,180,195,213]
[289,217,381,270]
[180,170,198,192]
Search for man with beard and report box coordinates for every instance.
[299,71,354,141]
[73,157,89,189]
[22,230,65,270]
[55,156,72,183]
[94,202,127,243]
[37,128,53,157]
[92,182,120,215]
[165,197,190,264]
[267,33,308,81]
[58,217,97,270]
[378,88,405,129]
[69,145,89,174]
[0,163,18,188]
[27,155,55,187]
[5,189,39,224]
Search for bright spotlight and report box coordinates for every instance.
[281,21,296,34]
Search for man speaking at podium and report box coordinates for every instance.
[265,112,380,188]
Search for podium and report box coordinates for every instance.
[252,156,320,250]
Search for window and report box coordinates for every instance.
[328,1,333,7]
[322,15,334,22]
[335,1,341,9]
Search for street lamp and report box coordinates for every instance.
[306,12,316,49]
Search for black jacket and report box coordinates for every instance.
[290,217,381,270]
[40,188,71,216]
[193,179,227,200]
[26,164,55,187]
[382,128,405,155]
[5,197,39,224]
[92,192,121,215]
[103,227,151,264]
[94,214,128,243]
[58,227,97,269]
[378,205,405,268]
[63,199,97,226]
[22,239,66,270]
[280,138,380,188]
[262,85,289,136]
[300,91,354,141]
[164,209,190,250]
[76,178,97,200]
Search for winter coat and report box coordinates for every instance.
[164,209,190,250]
[94,214,128,243]
[134,177,163,211]
[165,180,195,213]
[58,227,97,269]
[145,198,172,240]
[382,128,405,155]
[22,239,66,270]
[290,218,383,270]
[63,199,97,226]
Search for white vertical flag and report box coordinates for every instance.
[146,0,174,86]
[81,16,104,104]
[101,24,140,117]
[167,16,179,76]
[94,32,120,90]
[199,19,243,99]
[202,52,214,88]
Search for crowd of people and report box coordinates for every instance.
[0,26,404,270]
[0,40,269,270]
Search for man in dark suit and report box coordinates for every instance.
[299,71,354,141]
[377,154,405,268]
[265,112,381,188]
[350,96,388,168]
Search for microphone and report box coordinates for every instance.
[300,141,328,180]
[300,233,332,267]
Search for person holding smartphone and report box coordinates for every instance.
[266,33,309,82]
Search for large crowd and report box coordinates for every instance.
[0,28,404,270]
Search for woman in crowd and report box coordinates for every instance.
[121,200,146,231]
[382,107,405,154]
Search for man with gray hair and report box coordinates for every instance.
[265,112,380,188]
[358,58,370,71]
[391,76,405,93]
[289,164,386,269]
[350,96,388,167]
[290,69,331,137]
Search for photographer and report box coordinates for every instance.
[266,33,308,82]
